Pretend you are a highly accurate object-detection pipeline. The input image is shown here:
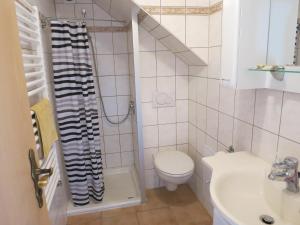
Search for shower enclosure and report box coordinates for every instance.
[44,2,146,215]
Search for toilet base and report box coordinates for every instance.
[166,182,178,191]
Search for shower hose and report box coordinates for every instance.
[88,34,134,125]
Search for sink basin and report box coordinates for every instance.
[203,152,300,225]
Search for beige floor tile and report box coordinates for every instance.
[137,208,179,225]
[170,202,212,225]
[136,188,169,211]
[101,206,137,218]
[101,213,139,225]
[67,212,102,225]
[67,185,212,225]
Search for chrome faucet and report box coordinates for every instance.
[268,157,299,193]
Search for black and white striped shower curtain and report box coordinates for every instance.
[50,21,104,206]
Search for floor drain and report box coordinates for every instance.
[259,215,275,224]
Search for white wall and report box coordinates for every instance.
[188,0,300,215]
[138,26,190,189]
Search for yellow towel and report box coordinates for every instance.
[31,99,58,158]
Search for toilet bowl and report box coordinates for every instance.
[154,150,194,191]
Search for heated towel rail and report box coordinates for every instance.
[15,0,61,210]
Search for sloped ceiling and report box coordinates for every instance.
[93,0,207,66]
[93,0,133,22]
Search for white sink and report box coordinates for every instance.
[203,152,300,225]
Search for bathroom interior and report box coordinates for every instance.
[1,0,300,224]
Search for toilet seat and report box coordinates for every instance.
[154,150,194,176]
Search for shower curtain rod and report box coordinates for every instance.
[39,13,130,32]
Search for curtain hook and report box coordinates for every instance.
[81,9,87,25]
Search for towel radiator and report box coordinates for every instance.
[15,0,61,210]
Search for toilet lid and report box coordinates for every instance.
[154,150,194,175]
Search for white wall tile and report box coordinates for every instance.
[252,127,278,163]
[143,126,159,148]
[145,169,159,189]
[197,104,206,131]
[102,97,118,116]
[118,116,132,134]
[99,76,116,96]
[197,129,206,155]
[116,76,130,95]
[159,124,177,146]
[139,27,156,51]
[208,46,221,78]
[176,57,189,75]
[142,103,158,126]
[97,55,114,76]
[186,0,209,6]
[144,148,158,170]
[161,15,186,43]
[140,52,157,77]
[233,119,253,152]
[280,92,300,143]
[113,32,128,54]
[176,76,189,99]
[176,100,189,122]
[189,124,197,150]
[218,113,234,147]
[254,89,283,133]
[189,100,197,126]
[206,79,220,109]
[114,54,129,75]
[117,96,130,115]
[277,137,300,163]
[161,0,185,6]
[56,4,75,18]
[140,78,156,102]
[157,76,176,94]
[102,117,119,135]
[158,107,177,124]
[120,134,133,152]
[197,77,207,105]
[156,51,176,76]
[121,152,134,166]
[206,108,218,139]
[93,3,111,20]
[104,135,120,153]
[219,85,235,116]
[235,89,255,123]
[209,11,222,47]
[186,16,209,47]
[177,122,189,144]
[95,32,113,54]
[106,153,121,168]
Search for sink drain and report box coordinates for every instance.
[259,215,275,224]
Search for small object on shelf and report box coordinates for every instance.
[255,64,284,71]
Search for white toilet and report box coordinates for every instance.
[154,150,195,191]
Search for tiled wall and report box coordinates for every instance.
[187,0,300,215]
[139,26,189,188]
[54,0,135,169]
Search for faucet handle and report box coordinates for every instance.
[283,157,298,168]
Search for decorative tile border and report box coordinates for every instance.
[142,1,223,16]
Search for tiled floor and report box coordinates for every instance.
[67,185,212,225]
